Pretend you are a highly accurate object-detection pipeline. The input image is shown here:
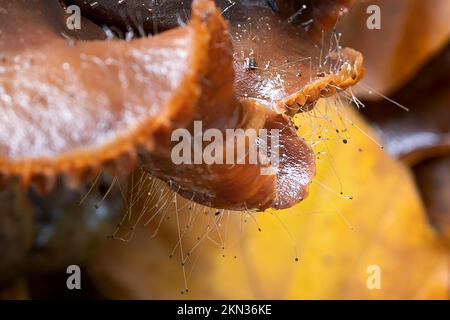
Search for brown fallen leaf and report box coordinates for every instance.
[414,156,450,246]
[361,43,450,166]
[339,0,450,97]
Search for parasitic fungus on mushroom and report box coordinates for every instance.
[0,0,364,210]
